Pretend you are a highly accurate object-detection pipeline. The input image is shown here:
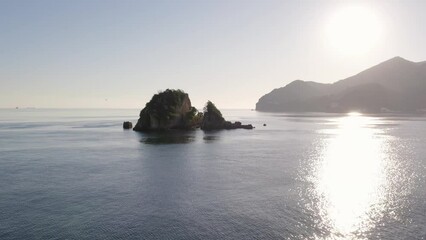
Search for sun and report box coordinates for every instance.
[325,5,382,56]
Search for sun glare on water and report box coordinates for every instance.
[318,114,384,235]
[308,113,398,238]
[325,5,383,56]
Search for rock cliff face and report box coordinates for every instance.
[200,101,226,130]
[201,101,253,130]
[133,91,253,131]
[256,57,426,113]
[133,89,199,131]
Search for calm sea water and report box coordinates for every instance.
[1,109,425,239]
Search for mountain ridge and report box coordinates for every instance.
[256,57,426,113]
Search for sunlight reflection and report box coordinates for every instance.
[315,113,389,238]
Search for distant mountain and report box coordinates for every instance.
[256,57,426,113]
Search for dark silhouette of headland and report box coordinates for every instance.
[256,57,426,113]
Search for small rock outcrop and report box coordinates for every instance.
[133,89,200,131]
[201,101,253,130]
[123,121,133,129]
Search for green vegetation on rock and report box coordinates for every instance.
[134,91,253,132]
[134,89,200,131]
[201,101,225,130]
[201,101,253,130]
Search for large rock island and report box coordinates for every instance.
[133,89,200,131]
[256,57,426,113]
[133,89,253,131]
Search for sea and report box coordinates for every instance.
[0,109,425,240]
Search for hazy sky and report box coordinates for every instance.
[1,0,425,109]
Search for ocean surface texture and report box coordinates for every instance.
[0,109,425,240]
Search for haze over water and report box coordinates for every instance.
[1,109,425,239]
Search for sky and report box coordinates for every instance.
[1,0,425,109]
